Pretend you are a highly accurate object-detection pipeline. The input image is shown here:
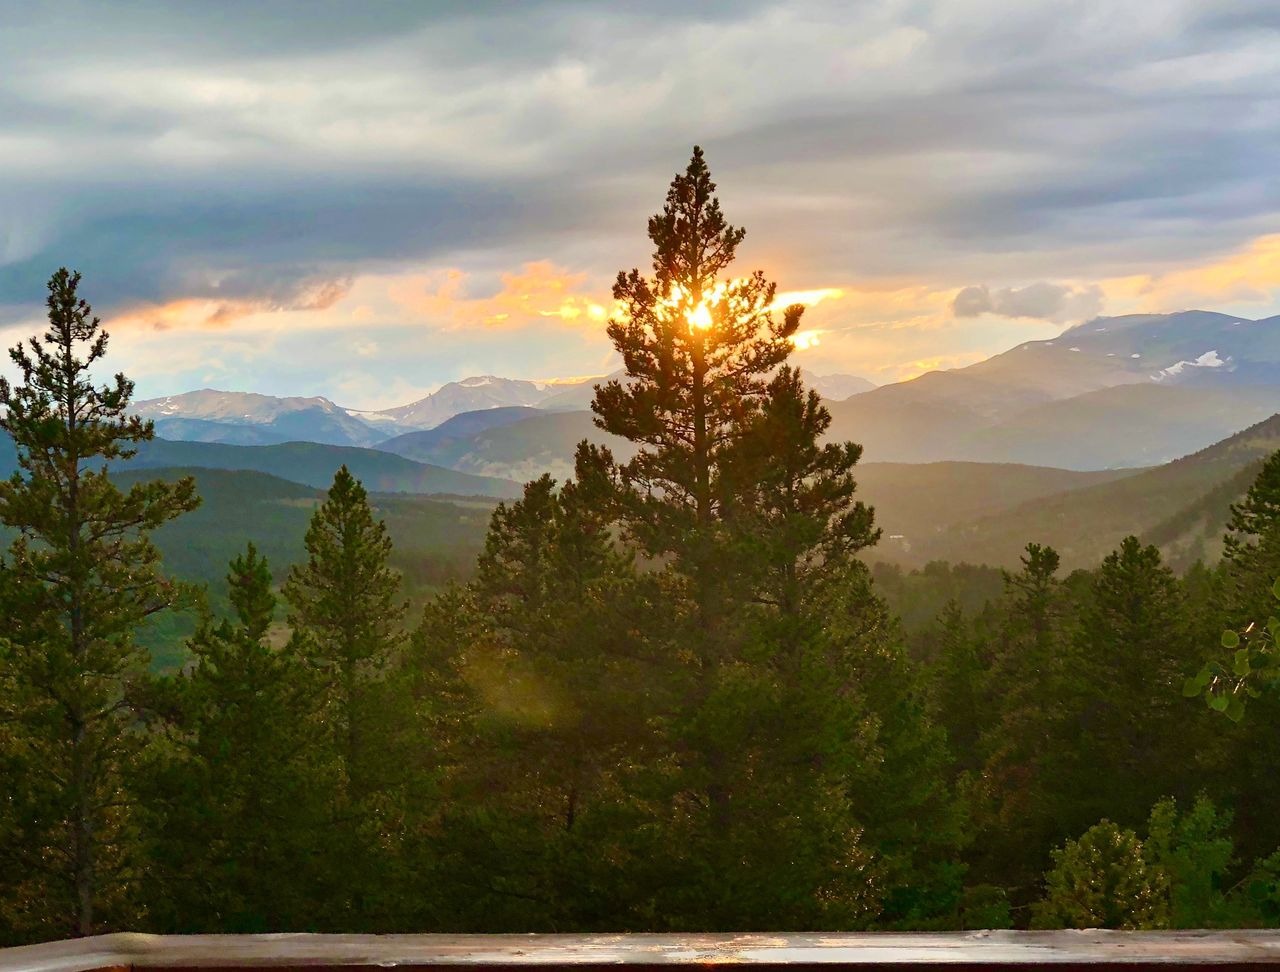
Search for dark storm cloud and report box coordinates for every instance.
[0,0,1278,315]
[0,177,525,311]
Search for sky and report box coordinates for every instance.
[2,0,1280,408]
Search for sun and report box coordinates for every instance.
[688,302,713,330]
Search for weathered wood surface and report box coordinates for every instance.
[2,932,1280,972]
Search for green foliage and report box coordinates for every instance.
[1031,820,1169,930]
[1224,450,1280,560]
[1144,795,1237,928]
[412,466,673,930]
[576,147,956,928]
[1244,850,1280,925]
[284,465,408,783]
[8,161,1280,941]
[871,561,1005,644]
[955,885,1013,930]
[969,543,1070,893]
[1065,538,1199,826]
[1189,576,1280,721]
[0,270,199,941]
[139,545,330,931]
[926,600,987,776]
[591,145,801,573]
[1188,451,1280,721]
[282,465,414,927]
[1029,796,1280,930]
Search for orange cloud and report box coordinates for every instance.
[388,264,853,331]
[1102,233,1280,312]
[386,261,614,329]
[105,262,856,340]
[889,351,989,381]
[109,276,352,332]
[110,296,264,331]
[791,329,826,351]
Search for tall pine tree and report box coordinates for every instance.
[1223,450,1280,621]
[1199,454,1280,862]
[1064,537,1199,830]
[579,147,952,928]
[413,455,673,930]
[0,269,199,940]
[591,145,801,617]
[971,543,1070,897]
[282,465,409,928]
[140,545,328,932]
[284,465,407,795]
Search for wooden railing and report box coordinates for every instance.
[2,932,1280,972]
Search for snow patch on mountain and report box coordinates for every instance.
[344,409,400,423]
[1152,350,1227,381]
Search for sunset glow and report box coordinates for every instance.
[771,288,845,312]
[791,330,824,351]
[0,2,1277,406]
[4,4,1280,943]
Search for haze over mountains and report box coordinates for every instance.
[134,311,1280,476]
[822,310,1280,467]
[6,308,1268,591]
[133,369,877,448]
[134,376,596,448]
[110,308,1280,573]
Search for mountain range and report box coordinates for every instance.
[89,409,1280,642]
[20,329,1271,659]
[365,307,1280,481]
[3,304,1266,672]
[134,376,596,448]
[93,307,1280,580]
[821,310,1280,467]
[133,370,877,449]
[133,311,1280,476]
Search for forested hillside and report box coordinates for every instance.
[2,153,1279,945]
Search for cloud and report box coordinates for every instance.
[385,261,610,328]
[4,0,1280,306]
[3,1,1280,398]
[952,282,1105,323]
[1101,233,1280,313]
[109,273,354,331]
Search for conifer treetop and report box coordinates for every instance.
[0,268,154,470]
[593,147,807,531]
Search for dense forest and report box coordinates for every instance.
[1,150,1279,943]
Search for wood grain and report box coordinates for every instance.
[2,932,1279,972]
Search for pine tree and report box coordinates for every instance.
[809,572,964,928]
[578,147,951,928]
[1031,820,1169,930]
[282,465,409,927]
[971,543,1070,896]
[413,457,672,930]
[0,269,199,940]
[590,145,801,612]
[928,600,987,777]
[718,365,879,611]
[284,465,407,794]
[1197,455,1280,861]
[1223,451,1280,620]
[1065,537,1198,830]
[1144,795,1239,928]
[141,545,328,932]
